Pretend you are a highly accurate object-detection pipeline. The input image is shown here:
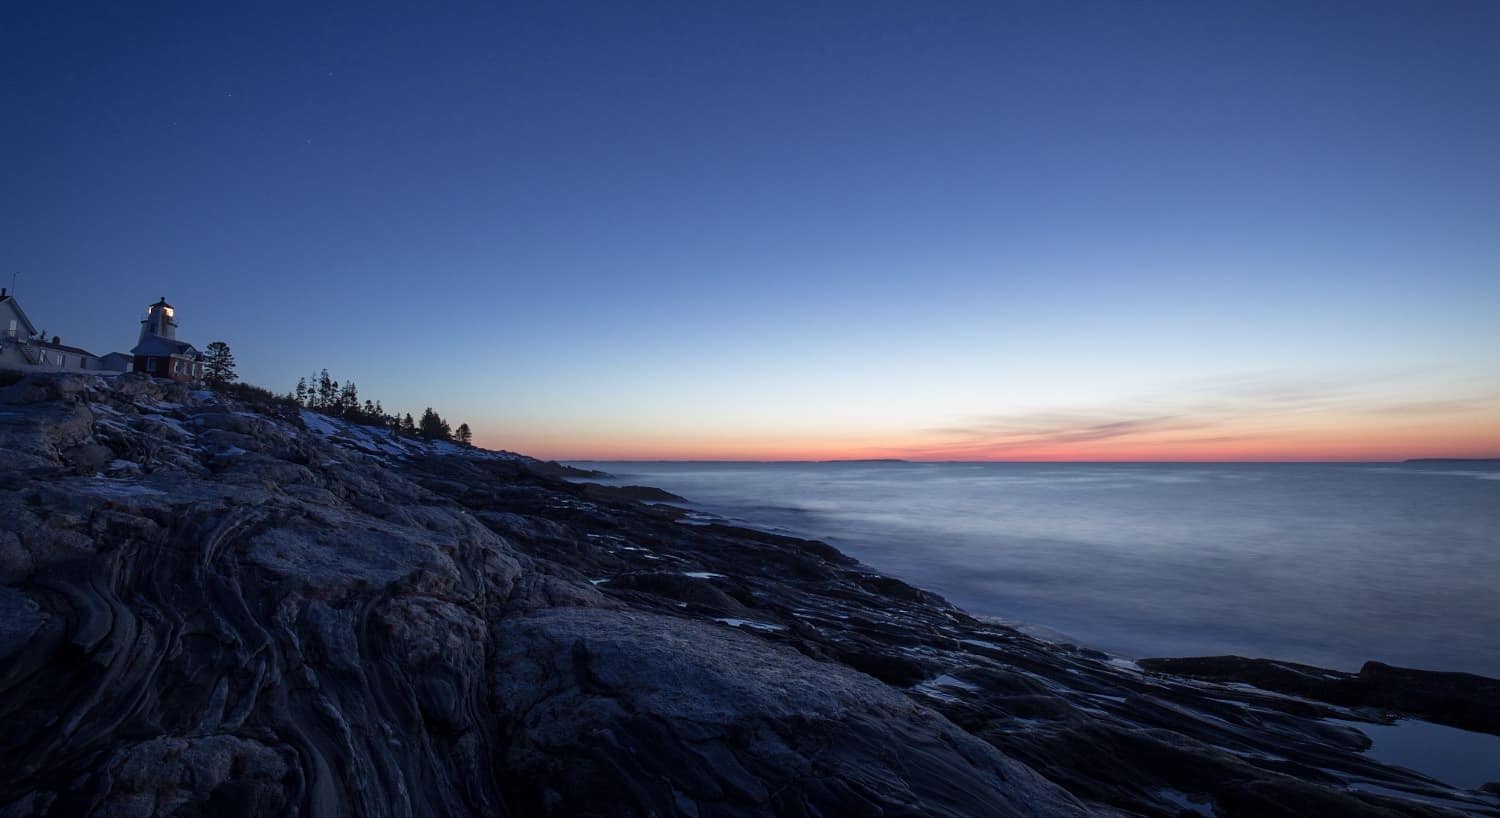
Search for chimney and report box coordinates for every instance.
[53,336,61,345]
[1,288,7,297]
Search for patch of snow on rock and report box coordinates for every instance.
[299,411,339,437]
[711,618,787,633]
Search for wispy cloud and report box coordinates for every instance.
[893,374,1500,460]
[909,413,1221,458]
[1360,396,1500,417]
[927,413,1203,444]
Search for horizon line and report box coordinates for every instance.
[556,456,1500,464]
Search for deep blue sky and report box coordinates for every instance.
[5,2,1498,458]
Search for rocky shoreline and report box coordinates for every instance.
[2,373,1497,817]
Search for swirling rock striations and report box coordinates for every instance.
[0,373,1496,817]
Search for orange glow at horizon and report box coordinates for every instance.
[479,410,1500,463]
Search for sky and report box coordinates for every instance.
[4,1,1498,461]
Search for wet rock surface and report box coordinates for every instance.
[1136,657,1500,736]
[1,373,1498,817]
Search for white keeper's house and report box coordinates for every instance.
[0,287,107,372]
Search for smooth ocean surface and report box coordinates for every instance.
[568,461,1500,677]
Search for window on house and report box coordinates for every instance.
[147,358,158,372]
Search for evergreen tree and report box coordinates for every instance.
[418,408,449,441]
[338,381,358,415]
[202,341,237,386]
[456,423,472,446]
[400,413,416,436]
[316,370,335,409]
[294,378,308,405]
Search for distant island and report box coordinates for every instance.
[1403,457,1500,464]
[819,458,910,464]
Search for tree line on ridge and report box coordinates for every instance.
[294,370,472,445]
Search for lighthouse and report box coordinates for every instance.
[140,297,178,341]
[130,296,202,382]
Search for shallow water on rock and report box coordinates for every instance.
[569,461,1500,677]
[1329,718,1500,791]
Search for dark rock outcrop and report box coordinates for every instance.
[1,373,1497,817]
[1137,656,1500,735]
[576,482,687,503]
[492,608,1091,817]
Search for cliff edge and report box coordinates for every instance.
[1,374,1494,817]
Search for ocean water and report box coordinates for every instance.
[568,461,1500,677]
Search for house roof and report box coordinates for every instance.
[0,295,39,337]
[131,336,199,357]
[32,339,98,358]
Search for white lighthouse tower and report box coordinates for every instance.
[139,297,178,342]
